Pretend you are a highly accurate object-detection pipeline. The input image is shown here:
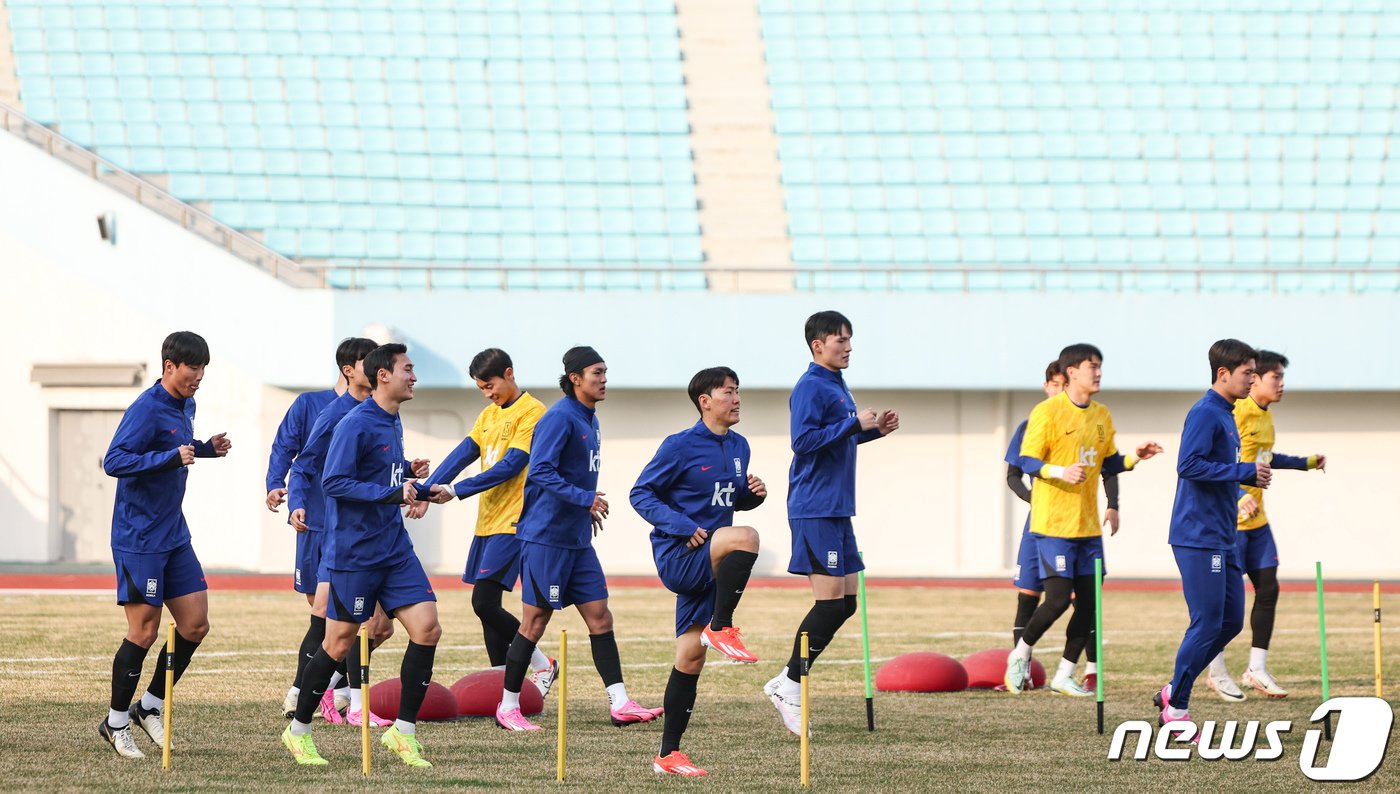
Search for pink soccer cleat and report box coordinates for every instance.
[1152,683,1199,745]
[318,688,345,724]
[610,700,664,727]
[347,708,392,728]
[495,704,542,732]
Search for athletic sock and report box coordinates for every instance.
[1013,592,1039,646]
[109,639,150,719]
[1055,658,1076,681]
[1166,705,1188,719]
[659,667,699,756]
[500,689,521,711]
[784,599,847,683]
[396,641,437,726]
[1010,638,1032,662]
[710,550,758,630]
[146,631,200,699]
[349,687,363,712]
[606,682,630,710]
[531,647,551,670]
[1249,647,1268,671]
[590,631,625,688]
[289,719,312,736]
[1208,652,1228,677]
[292,616,325,690]
[330,671,346,692]
[294,648,339,724]
[503,633,536,695]
[139,691,162,712]
[1085,661,1097,675]
[394,719,416,735]
[108,708,130,729]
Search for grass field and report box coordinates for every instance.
[1,583,1395,791]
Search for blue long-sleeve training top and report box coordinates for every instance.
[265,389,337,492]
[516,396,600,550]
[104,381,219,553]
[321,397,415,570]
[287,391,363,532]
[1169,389,1259,550]
[787,362,882,519]
[424,437,529,500]
[631,421,764,554]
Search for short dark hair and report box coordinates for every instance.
[1255,349,1289,376]
[1044,360,1063,383]
[335,337,378,381]
[687,367,739,415]
[469,348,513,382]
[364,343,407,390]
[1058,343,1103,375]
[1208,338,1258,382]
[804,310,852,351]
[161,331,209,368]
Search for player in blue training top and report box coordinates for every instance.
[277,337,396,726]
[764,311,899,736]
[281,343,439,769]
[631,366,766,777]
[1154,339,1271,732]
[264,347,343,513]
[99,331,232,759]
[492,346,663,732]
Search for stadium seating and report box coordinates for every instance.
[6,0,704,289]
[760,0,1400,292]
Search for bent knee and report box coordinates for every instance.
[183,620,210,642]
[731,525,760,548]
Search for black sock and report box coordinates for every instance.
[590,631,624,688]
[1013,592,1039,646]
[710,550,758,630]
[473,581,521,667]
[345,635,375,689]
[659,667,700,756]
[1248,567,1279,651]
[146,631,201,699]
[110,639,150,714]
[295,648,340,723]
[843,594,858,620]
[292,616,325,690]
[503,633,537,694]
[396,641,437,725]
[1022,577,1073,647]
[1061,575,1097,665]
[785,598,847,682]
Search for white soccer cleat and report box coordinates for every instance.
[1003,655,1029,694]
[763,674,809,737]
[1049,676,1093,697]
[98,719,146,759]
[1241,668,1288,698]
[128,703,170,747]
[282,689,299,719]
[1206,670,1246,702]
[530,657,559,697]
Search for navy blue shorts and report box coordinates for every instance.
[1035,534,1106,579]
[656,545,715,637]
[294,531,325,594]
[788,517,864,576]
[520,541,608,610]
[1012,517,1043,592]
[326,556,436,623]
[462,533,522,589]
[1234,524,1279,572]
[114,543,207,607]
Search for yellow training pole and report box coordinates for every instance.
[162,621,174,770]
[360,627,371,778]
[800,631,810,788]
[557,630,568,782]
[1376,581,1384,698]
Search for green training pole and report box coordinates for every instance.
[1316,561,1332,740]
[1094,557,1104,735]
[859,551,874,731]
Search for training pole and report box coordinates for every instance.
[1094,558,1104,735]
[858,551,874,731]
[557,629,568,782]
[1316,562,1332,740]
[162,621,174,769]
[1376,581,1384,698]
[360,626,371,777]
[800,631,810,787]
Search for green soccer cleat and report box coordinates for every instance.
[1003,655,1029,694]
[1049,676,1093,697]
[381,725,432,768]
[281,724,328,766]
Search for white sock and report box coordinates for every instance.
[290,719,312,736]
[328,671,345,691]
[1055,658,1076,681]
[108,708,130,728]
[531,647,551,670]
[778,675,801,699]
[606,682,630,710]
[1085,662,1097,675]
[1165,705,1189,720]
[140,691,163,711]
[491,664,506,671]
[349,687,363,711]
[1011,639,1032,661]
[1249,647,1268,671]
[779,665,789,680]
[1208,652,1228,677]
[286,685,300,699]
[393,719,416,735]
[500,689,521,711]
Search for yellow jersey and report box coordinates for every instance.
[469,392,545,537]
[1020,391,1128,539]
[1233,396,1315,530]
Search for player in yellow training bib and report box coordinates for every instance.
[1003,343,1162,696]
[1202,350,1325,702]
[420,349,558,692]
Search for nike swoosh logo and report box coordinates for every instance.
[701,465,713,471]
[420,680,430,686]
[735,589,745,594]
[1064,430,1076,435]
[127,671,139,677]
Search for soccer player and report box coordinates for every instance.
[1004,343,1161,696]
[421,348,557,691]
[281,343,440,768]
[631,366,765,776]
[281,336,395,726]
[491,346,662,732]
[99,331,232,759]
[1154,339,1270,729]
[1003,361,1119,692]
[764,311,898,735]
[264,347,344,515]
[1204,349,1325,701]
